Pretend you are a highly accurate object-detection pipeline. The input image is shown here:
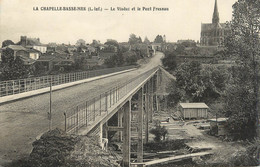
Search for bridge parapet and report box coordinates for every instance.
[64,66,159,134]
[0,65,136,97]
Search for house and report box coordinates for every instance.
[1,45,40,61]
[47,43,58,52]
[179,103,209,119]
[1,45,27,61]
[17,36,47,53]
[17,55,36,66]
[151,43,162,54]
[16,48,41,60]
[208,118,228,136]
[36,54,74,72]
[1,45,36,67]
[1,45,28,62]
[47,50,69,57]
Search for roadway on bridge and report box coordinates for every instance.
[0,52,163,164]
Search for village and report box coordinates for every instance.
[0,35,155,81]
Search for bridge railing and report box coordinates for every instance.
[64,66,159,134]
[0,65,136,97]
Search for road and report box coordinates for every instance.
[0,52,163,164]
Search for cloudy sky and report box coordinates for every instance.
[0,0,237,45]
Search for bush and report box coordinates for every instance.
[149,121,168,142]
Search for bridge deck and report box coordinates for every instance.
[0,52,163,164]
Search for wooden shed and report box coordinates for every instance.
[179,103,209,119]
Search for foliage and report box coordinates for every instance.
[224,66,258,140]
[154,35,164,43]
[104,40,119,48]
[143,36,150,44]
[180,41,196,47]
[161,51,177,71]
[223,0,259,140]
[1,40,14,48]
[104,51,125,68]
[149,120,168,142]
[168,61,228,105]
[128,34,142,45]
[75,39,86,46]
[73,56,88,71]
[228,139,259,166]
[1,58,34,80]
[125,54,137,65]
[167,81,185,107]
[175,44,186,54]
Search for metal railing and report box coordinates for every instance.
[64,66,159,134]
[0,66,136,97]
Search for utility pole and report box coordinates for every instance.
[49,77,52,131]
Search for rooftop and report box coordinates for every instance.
[180,103,209,109]
[208,118,228,122]
[2,45,27,51]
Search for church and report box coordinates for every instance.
[200,0,230,46]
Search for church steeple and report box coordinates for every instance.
[212,0,220,24]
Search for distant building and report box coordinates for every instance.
[200,0,230,46]
[151,43,162,54]
[1,45,27,61]
[179,103,209,119]
[36,54,74,71]
[16,48,41,60]
[17,36,47,53]
[1,45,37,65]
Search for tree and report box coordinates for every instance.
[76,39,86,46]
[138,36,142,43]
[161,51,177,71]
[144,36,150,44]
[1,57,34,80]
[1,40,14,48]
[128,34,141,45]
[224,0,259,140]
[104,39,119,48]
[168,61,228,105]
[104,51,125,68]
[175,44,185,54]
[104,56,116,68]
[154,35,164,43]
[149,120,168,142]
[125,54,138,65]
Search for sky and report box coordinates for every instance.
[0,0,237,45]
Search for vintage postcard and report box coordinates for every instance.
[0,0,259,166]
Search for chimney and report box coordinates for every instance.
[21,36,27,47]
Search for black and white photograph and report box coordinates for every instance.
[0,0,259,166]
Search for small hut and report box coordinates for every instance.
[179,103,209,119]
[208,118,228,136]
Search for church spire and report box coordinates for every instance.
[212,0,220,24]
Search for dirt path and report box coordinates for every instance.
[0,53,163,165]
[162,117,246,165]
